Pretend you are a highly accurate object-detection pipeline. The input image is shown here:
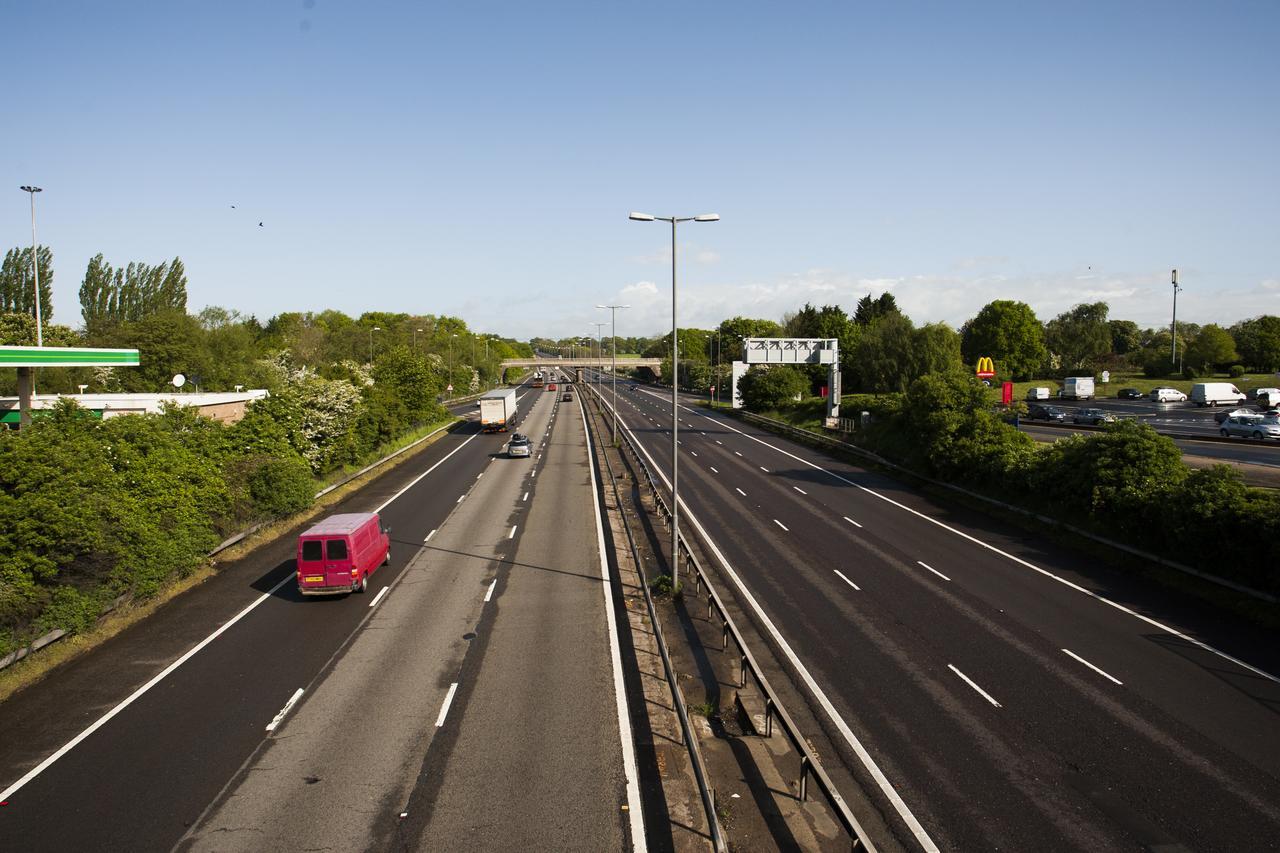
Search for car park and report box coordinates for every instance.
[1028,404,1068,422]
[506,433,532,457]
[1072,408,1116,425]
[1116,388,1144,400]
[1151,387,1187,403]
[1220,413,1280,440]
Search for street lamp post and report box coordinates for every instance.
[19,186,43,347]
[629,211,719,590]
[370,326,381,364]
[597,304,630,443]
[592,322,607,393]
[449,333,458,391]
[1170,269,1182,366]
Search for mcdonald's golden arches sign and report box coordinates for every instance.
[975,356,996,379]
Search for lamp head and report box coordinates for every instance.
[628,212,655,222]
[694,213,719,222]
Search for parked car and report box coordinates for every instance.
[506,433,532,457]
[1150,387,1187,403]
[1220,414,1280,440]
[1025,387,1051,401]
[1214,407,1254,425]
[1116,387,1144,400]
[1028,404,1068,422]
[1072,408,1116,425]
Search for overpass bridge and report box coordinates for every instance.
[501,357,660,370]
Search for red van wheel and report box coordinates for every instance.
[354,573,367,594]
[383,547,391,566]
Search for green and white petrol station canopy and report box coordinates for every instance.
[0,346,140,367]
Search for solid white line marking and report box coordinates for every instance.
[476,471,483,479]
[834,570,861,591]
[918,561,951,581]
[522,491,529,502]
[774,519,789,531]
[578,391,648,850]
[0,570,297,802]
[508,525,517,539]
[1062,648,1123,685]
[425,529,437,542]
[374,431,481,512]
[735,487,747,496]
[680,401,1280,688]
[368,586,390,608]
[265,687,305,732]
[484,579,497,602]
[843,516,863,528]
[611,394,938,852]
[949,664,1002,708]
[793,486,807,495]
[710,466,719,474]
[435,682,459,727]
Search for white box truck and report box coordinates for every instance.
[478,388,518,432]
[1060,377,1095,400]
[1190,382,1245,407]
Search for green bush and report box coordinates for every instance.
[248,456,315,517]
[1229,364,1246,378]
[739,366,808,412]
[1182,365,1201,380]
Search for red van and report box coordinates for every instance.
[296,512,391,596]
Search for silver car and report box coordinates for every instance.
[506,433,532,457]
[1220,414,1280,440]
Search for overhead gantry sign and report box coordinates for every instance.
[732,338,841,424]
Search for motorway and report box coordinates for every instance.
[1018,423,1280,473]
[0,383,642,852]
[588,373,1280,852]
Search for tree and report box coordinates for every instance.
[1231,315,1280,371]
[912,323,964,378]
[960,300,1047,380]
[853,312,917,392]
[79,254,188,331]
[1044,302,1111,372]
[738,365,807,411]
[0,246,54,324]
[854,292,900,326]
[1108,320,1141,356]
[1185,324,1239,371]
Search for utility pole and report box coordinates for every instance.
[1170,269,1182,366]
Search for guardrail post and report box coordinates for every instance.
[799,755,810,801]
[707,594,714,621]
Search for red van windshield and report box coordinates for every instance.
[326,539,349,560]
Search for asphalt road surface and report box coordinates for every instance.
[0,384,641,852]
[593,375,1280,853]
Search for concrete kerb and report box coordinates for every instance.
[0,417,463,674]
[727,408,1278,605]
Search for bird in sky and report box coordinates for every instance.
[258,222,263,227]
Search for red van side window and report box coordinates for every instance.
[301,540,322,562]
[326,539,349,560]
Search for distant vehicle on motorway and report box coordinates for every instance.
[1220,414,1280,440]
[478,388,518,432]
[1247,387,1280,408]
[506,433,532,457]
[1026,387,1051,401]
[1116,388,1144,400]
[561,391,573,401]
[1072,408,1116,425]
[296,513,390,596]
[1151,387,1187,403]
[547,383,557,392]
[1028,404,1068,422]
[1214,407,1254,425]
[1190,382,1246,407]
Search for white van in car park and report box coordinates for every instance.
[1025,387,1051,401]
[1190,382,1245,407]
[1059,377,1095,400]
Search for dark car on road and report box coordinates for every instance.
[1028,404,1068,422]
[1116,388,1144,400]
[1072,408,1116,425]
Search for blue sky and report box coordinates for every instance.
[4,1,1277,341]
